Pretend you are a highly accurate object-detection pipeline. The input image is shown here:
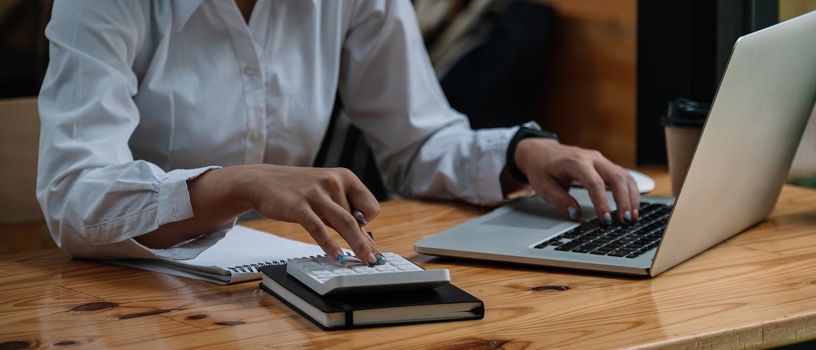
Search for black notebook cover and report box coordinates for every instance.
[259,264,484,330]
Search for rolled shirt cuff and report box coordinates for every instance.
[156,166,221,227]
[471,126,518,206]
[78,166,228,259]
[134,220,236,260]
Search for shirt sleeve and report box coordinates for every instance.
[37,0,231,260]
[339,0,518,206]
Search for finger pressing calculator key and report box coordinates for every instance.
[286,252,450,295]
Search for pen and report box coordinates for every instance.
[366,232,385,264]
[351,209,368,226]
[350,209,385,265]
[365,231,385,265]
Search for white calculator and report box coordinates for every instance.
[286,252,450,295]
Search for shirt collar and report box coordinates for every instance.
[172,0,204,31]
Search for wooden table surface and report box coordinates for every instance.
[3,169,816,349]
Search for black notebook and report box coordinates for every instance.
[259,264,484,330]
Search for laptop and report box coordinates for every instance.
[415,11,816,277]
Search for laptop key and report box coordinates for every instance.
[559,242,582,250]
[562,231,581,239]
[592,247,614,254]
[581,244,602,251]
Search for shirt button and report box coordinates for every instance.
[243,65,260,76]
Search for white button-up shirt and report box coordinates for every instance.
[37,0,517,259]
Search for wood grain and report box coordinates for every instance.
[534,0,637,167]
[3,175,816,349]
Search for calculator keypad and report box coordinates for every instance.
[289,252,422,283]
[286,252,450,295]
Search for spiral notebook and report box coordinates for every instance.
[108,225,329,284]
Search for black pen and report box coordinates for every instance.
[351,209,385,265]
[351,209,368,226]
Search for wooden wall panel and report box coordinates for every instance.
[781,0,816,179]
[534,0,637,167]
[780,0,816,20]
[0,224,54,255]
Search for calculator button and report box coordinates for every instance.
[311,271,332,276]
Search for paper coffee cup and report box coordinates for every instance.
[663,99,708,196]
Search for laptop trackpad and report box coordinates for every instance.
[483,197,566,230]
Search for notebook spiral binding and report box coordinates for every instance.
[225,253,351,274]
[226,260,286,274]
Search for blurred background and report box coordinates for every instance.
[4,1,816,161]
[1,0,816,254]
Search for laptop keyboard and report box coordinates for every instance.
[533,202,672,259]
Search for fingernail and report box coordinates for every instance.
[376,253,386,265]
[624,210,632,223]
[336,254,345,263]
[603,212,612,225]
[568,207,578,221]
[367,253,377,267]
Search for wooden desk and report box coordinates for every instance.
[3,179,816,349]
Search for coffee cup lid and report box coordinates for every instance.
[663,98,709,128]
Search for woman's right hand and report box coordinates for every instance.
[137,164,382,266]
[228,164,381,265]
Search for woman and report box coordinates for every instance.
[37,0,638,266]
